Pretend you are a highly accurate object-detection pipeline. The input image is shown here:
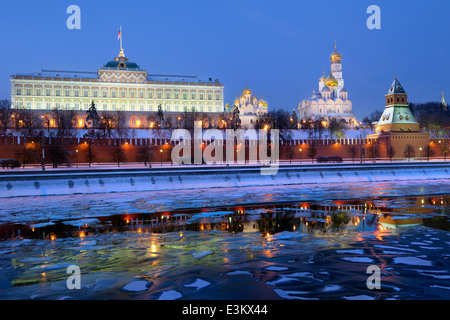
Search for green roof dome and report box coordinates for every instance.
[104,60,140,69]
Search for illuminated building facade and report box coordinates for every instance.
[10,46,224,129]
[298,43,357,127]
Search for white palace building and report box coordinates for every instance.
[297,43,357,128]
[10,38,225,129]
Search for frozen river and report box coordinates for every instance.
[0,179,449,300]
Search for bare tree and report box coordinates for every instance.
[285,144,296,164]
[136,145,154,167]
[404,144,415,162]
[347,145,358,163]
[329,118,346,139]
[0,100,11,134]
[15,142,39,168]
[15,107,42,138]
[83,140,96,167]
[442,141,449,161]
[111,144,126,167]
[307,144,317,163]
[115,110,129,141]
[367,143,377,163]
[387,146,396,162]
[424,145,434,161]
[99,112,116,140]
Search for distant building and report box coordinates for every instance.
[10,39,224,129]
[298,42,357,128]
[225,85,268,128]
[367,76,429,159]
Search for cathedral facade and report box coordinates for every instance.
[297,43,357,128]
[226,85,268,128]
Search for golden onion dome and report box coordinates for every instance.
[330,41,342,61]
[259,99,268,108]
[319,74,326,82]
[324,72,339,88]
[242,88,252,95]
[330,50,342,61]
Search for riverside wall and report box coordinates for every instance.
[0,162,449,198]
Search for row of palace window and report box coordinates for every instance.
[15,86,222,101]
[15,100,224,113]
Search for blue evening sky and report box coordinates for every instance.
[1,0,449,119]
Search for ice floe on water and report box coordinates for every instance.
[265,272,323,286]
[62,218,101,227]
[265,266,289,271]
[321,285,342,292]
[121,280,152,292]
[271,231,310,240]
[192,250,213,259]
[158,290,182,300]
[341,257,374,263]
[343,295,375,300]
[226,270,253,276]
[183,279,211,290]
[273,289,318,300]
[336,249,365,255]
[393,257,433,266]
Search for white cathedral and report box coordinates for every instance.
[225,85,268,128]
[297,43,357,128]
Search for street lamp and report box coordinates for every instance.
[419,147,423,161]
[299,148,302,164]
[160,149,163,167]
[75,149,78,168]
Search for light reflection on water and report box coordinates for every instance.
[1,195,448,241]
[0,186,449,300]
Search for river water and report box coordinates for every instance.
[0,180,449,300]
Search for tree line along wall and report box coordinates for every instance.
[0,136,448,165]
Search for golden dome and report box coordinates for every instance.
[330,41,342,61]
[319,74,326,82]
[242,88,252,95]
[324,72,338,87]
[259,99,268,108]
[330,50,342,61]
